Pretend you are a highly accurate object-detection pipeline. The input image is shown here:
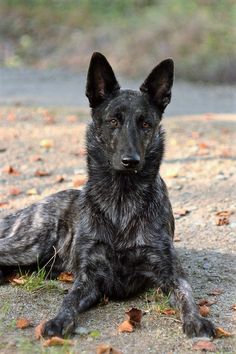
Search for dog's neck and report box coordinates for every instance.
[83,123,165,227]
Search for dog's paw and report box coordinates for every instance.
[183,315,215,338]
[42,316,75,338]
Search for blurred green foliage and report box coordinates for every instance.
[0,0,236,82]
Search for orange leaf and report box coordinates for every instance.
[192,340,216,351]
[35,321,46,340]
[215,327,233,338]
[125,307,143,324]
[40,139,54,149]
[9,187,22,196]
[35,169,50,177]
[16,318,31,329]
[198,142,209,149]
[160,308,176,316]
[117,320,134,333]
[43,336,74,347]
[96,343,123,354]
[3,165,20,176]
[10,276,26,285]
[57,272,74,283]
[73,175,87,187]
[216,211,230,226]
[0,202,9,208]
[199,305,210,317]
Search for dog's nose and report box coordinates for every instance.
[121,154,140,168]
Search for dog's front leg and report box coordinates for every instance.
[43,277,100,337]
[170,277,216,338]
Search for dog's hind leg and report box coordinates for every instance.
[0,189,80,277]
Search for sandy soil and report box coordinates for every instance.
[0,107,235,353]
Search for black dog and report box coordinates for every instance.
[0,52,215,338]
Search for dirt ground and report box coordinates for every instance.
[0,107,235,353]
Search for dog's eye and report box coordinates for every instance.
[110,119,119,128]
[142,121,151,129]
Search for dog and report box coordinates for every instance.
[0,52,215,339]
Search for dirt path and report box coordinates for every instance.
[0,107,235,353]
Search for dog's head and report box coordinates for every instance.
[86,52,174,173]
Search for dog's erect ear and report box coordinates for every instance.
[140,59,174,113]
[86,52,120,108]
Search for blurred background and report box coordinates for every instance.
[0,0,236,114]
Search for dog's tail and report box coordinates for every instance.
[0,189,80,267]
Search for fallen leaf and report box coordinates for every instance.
[9,187,22,196]
[57,272,74,283]
[16,318,31,329]
[90,330,101,338]
[26,188,38,196]
[198,299,217,307]
[35,321,46,340]
[192,340,216,351]
[35,169,50,177]
[126,307,143,324]
[198,142,209,149]
[174,234,181,242]
[78,147,86,156]
[216,211,230,226]
[165,168,179,178]
[73,175,87,187]
[174,209,190,218]
[40,139,54,149]
[55,175,65,183]
[31,155,43,162]
[231,304,236,311]
[160,308,176,316]
[215,327,233,338]
[96,343,123,354]
[207,288,224,296]
[199,305,210,317]
[117,320,134,333]
[43,336,74,347]
[10,276,26,285]
[0,202,9,208]
[3,165,20,176]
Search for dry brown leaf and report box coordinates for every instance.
[117,320,134,333]
[215,327,233,338]
[198,299,216,307]
[126,307,143,324]
[40,139,54,149]
[55,175,65,183]
[3,165,20,176]
[216,211,230,226]
[199,305,210,317]
[9,187,22,196]
[192,340,216,351]
[174,234,181,242]
[27,188,38,196]
[10,276,26,285]
[73,175,87,187]
[231,304,236,311]
[43,336,74,347]
[160,308,176,316]
[174,209,190,218]
[0,202,9,208]
[31,155,43,162]
[35,169,50,177]
[35,321,46,340]
[57,272,74,283]
[96,343,123,354]
[16,318,31,329]
[207,288,224,296]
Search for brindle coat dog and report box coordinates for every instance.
[0,53,215,338]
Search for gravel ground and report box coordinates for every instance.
[0,107,235,353]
